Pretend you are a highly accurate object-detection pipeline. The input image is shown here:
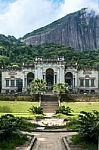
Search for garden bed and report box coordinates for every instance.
[64,135,98,150]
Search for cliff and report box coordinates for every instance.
[22,8,99,51]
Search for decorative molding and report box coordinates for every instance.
[83,71,92,74]
[8,71,17,75]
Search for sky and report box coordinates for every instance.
[0,0,98,38]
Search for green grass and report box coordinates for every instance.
[0,101,39,118]
[61,102,99,113]
[0,113,34,118]
[0,101,38,113]
[54,113,78,119]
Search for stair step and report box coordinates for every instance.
[41,94,59,113]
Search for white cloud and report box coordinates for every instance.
[0,0,98,38]
[0,0,60,38]
[58,0,99,18]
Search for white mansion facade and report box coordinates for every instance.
[1,57,99,94]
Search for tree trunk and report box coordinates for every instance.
[39,94,41,106]
[58,94,61,106]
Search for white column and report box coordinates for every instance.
[54,74,55,84]
[84,79,85,87]
[35,68,38,79]
[89,79,91,87]
[57,69,60,84]
[75,71,78,91]
[36,67,43,79]
[22,72,27,92]
[59,66,65,83]
[23,73,25,88]
[43,74,46,82]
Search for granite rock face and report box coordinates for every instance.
[22,9,99,51]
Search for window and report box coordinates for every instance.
[91,90,95,94]
[85,79,89,87]
[6,80,9,87]
[11,80,15,87]
[85,90,89,94]
[91,79,95,87]
[6,90,9,94]
[80,79,84,87]
[16,79,23,92]
[11,90,14,93]
[80,90,84,94]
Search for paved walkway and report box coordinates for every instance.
[32,132,77,150]
[32,118,65,126]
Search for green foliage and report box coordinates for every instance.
[29,106,43,114]
[78,110,99,142]
[0,114,37,149]
[0,132,27,150]
[0,114,37,136]
[0,34,99,69]
[28,79,46,94]
[56,106,73,115]
[71,135,97,150]
[66,118,79,130]
[53,83,69,95]
[0,114,21,136]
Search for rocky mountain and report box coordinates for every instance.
[22,8,99,51]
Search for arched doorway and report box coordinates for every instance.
[65,72,73,88]
[27,72,34,85]
[46,68,54,90]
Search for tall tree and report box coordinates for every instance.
[28,79,46,105]
[53,83,69,105]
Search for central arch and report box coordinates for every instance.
[46,68,54,90]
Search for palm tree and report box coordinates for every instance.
[28,79,46,105]
[53,83,69,106]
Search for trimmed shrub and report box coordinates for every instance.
[29,106,43,114]
[56,106,73,115]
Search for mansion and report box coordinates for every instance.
[1,57,99,94]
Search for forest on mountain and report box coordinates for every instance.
[0,34,99,69]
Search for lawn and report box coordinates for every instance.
[0,101,38,113]
[0,101,39,118]
[61,102,99,113]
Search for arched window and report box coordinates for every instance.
[65,72,73,88]
[27,72,34,85]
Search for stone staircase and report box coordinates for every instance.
[41,94,59,113]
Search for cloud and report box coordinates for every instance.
[0,0,98,38]
[0,0,60,38]
[58,0,99,18]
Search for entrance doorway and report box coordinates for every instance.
[46,68,54,90]
[65,72,73,89]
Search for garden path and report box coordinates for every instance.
[32,132,77,150]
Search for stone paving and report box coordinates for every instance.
[32,132,77,150]
[32,118,65,126]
